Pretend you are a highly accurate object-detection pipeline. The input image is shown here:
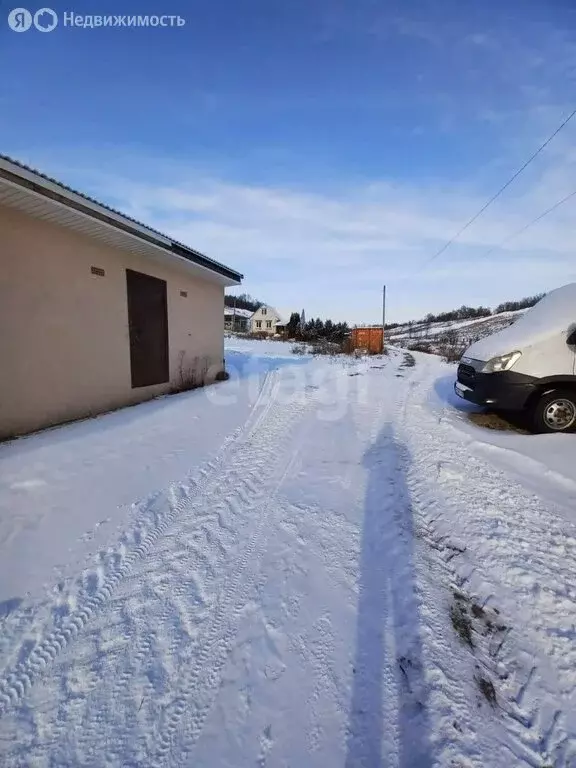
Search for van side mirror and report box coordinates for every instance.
[567,329,576,346]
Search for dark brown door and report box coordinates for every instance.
[126,269,169,388]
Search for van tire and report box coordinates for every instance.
[532,390,576,434]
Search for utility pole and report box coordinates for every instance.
[382,284,386,352]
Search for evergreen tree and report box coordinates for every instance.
[287,312,300,338]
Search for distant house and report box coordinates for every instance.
[224,307,253,332]
[250,305,286,336]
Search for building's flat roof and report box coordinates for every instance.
[0,155,243,286]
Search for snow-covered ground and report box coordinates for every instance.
[1,340,576,766]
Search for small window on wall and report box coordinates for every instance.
[262,308,267,315]
[256,321,262,328]
[266,321,272,328]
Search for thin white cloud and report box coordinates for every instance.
[34,142,576,324]
[10,4,576,323]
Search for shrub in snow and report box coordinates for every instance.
[174,352,226,393]
[310,340,342,356]
[406,342,433,354]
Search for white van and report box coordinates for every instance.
[455,283,576,433]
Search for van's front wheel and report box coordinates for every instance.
[532,390,576,433]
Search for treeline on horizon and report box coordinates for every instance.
[384,293,545,330]
[224,293,262,312]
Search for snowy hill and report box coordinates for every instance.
[387,309,527,353]
[224,307,254,319]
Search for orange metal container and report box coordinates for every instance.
[350,327,384,354]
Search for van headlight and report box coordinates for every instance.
[481,351,522,373]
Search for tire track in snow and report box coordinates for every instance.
[162,360,391,765]
[398,356,576,766]
[111,463,266,695]
[0,370,280,718]
[151,401,313,764]
[1,366,323,768]
[92,447,279,759]
[409,470,573,767]
[405,476,512,766]
[65,607,156,766]
[396,360,513,764]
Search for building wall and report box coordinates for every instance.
[0,205,225,439]
[250,305,280,335]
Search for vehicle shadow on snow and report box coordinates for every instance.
[434,374,529,433]
[346,425,432,768]
[434,373,481,414]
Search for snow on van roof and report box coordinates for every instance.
[466,283,576,360]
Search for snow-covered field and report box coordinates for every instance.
[1,340,576,766]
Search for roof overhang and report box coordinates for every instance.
[0,156,243,287]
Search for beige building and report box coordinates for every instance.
[0,156,243,440]
[250,305,285,336]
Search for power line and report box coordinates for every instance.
[422,105,576,268]
[480,187,576,259]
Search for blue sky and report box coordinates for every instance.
[2,0,576,322]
